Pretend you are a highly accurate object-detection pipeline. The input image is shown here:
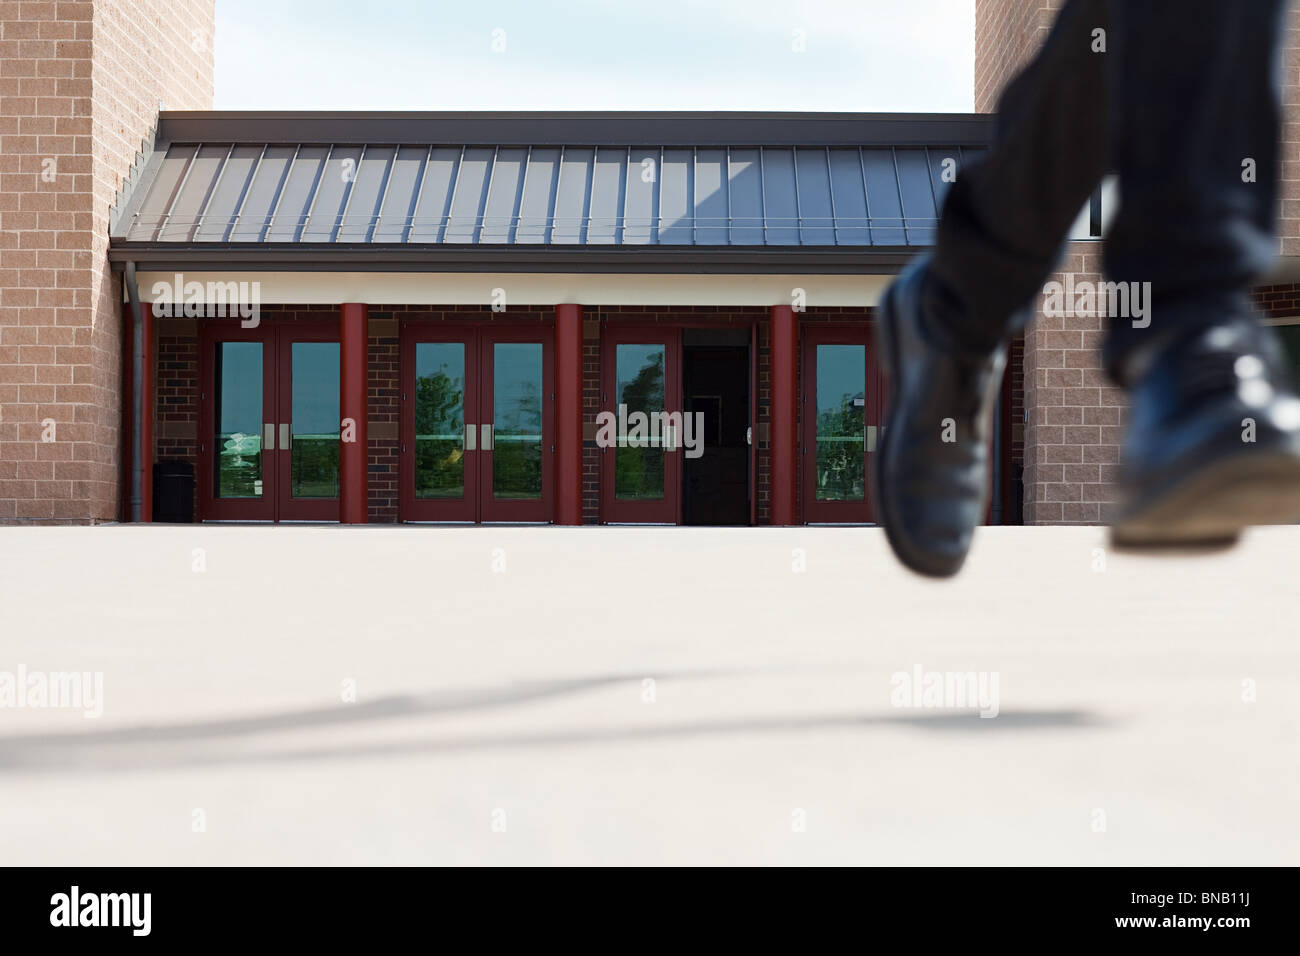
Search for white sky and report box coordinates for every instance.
[214,0,975,112]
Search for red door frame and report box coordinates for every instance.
[479,325,555,523]
[400,326,480,522]
[198,321,342,522]
[600,324,683,524]
[198,320,277,521]
[399,322,554,523]
[800,324,883,524]
[275,323,342,522]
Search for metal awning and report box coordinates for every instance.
[108,112,992,273]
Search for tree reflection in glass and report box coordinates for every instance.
[615,345,666,500]
[491,342,543,500]
[815,344,866,501]
[414,343,466,498]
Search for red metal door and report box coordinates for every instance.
[401,327,480,522]
[275,324,341,522]
[401,324,554,523]
[600,325,682,524]
[801,325,882,524]
[479,326,554,523]
[198,321,277,521]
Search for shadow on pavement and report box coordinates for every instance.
[0,674,1107,774]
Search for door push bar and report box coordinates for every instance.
[461,424,495,451]
[261,424,294,451]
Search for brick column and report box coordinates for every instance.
[0,2,213,524]
[769,304,798,525]
[1021,246,1125,524]
[340,303,369,524]
[555,303,583,525]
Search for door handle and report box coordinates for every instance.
[464,423,476,451]
[280,423,291,450]
[264,423,276,451]
[746,426,752,447]
[480,423,493,451]
[865,425,877,453]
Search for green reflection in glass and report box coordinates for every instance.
[414,342,466,499]
[614,344,665,501]
[492,342,543,500]
[815,344,866,501]
[214,341,264,499]
[291,342,340,499]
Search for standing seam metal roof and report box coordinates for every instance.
[113,141,985,248]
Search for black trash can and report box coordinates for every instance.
[153,460,195,523]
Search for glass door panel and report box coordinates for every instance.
[489,342,544,501]
[289,342,340,499]
[199,326,276,521]
[403,333,480,522]
[802,328,879,523]
[614,344,667,502]
[600,328,680,523]
[214,342,267,500]
[814,344,867,503]
[413,342,469,500]
[480,331,552,523]
[276,328,340,521]
[402,327,554,524]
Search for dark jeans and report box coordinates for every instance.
[928,0,1287,381]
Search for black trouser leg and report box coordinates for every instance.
[1101,0,1286,377]
[928,0,1110,354]
[926,0,1286,374]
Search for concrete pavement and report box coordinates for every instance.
[0,524,1296,865]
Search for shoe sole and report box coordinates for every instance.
[1110,450,1300,549]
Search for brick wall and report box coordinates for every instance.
[1019,244,1124,523]
[0,0,213,523]
[367,313,399,521]
[1251,282,1300,319]
[974,0,1057,115]
[0,0,214,522]
[582,313,600,519]
[154,313,195,471]
[1278,5,1300,254]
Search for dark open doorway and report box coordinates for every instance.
[682,328,750,526]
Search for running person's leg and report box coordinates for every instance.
[1100,0,1300,546]
[873,0,1300,574]
[873,0,1110,577]
[928,0,1111,353]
